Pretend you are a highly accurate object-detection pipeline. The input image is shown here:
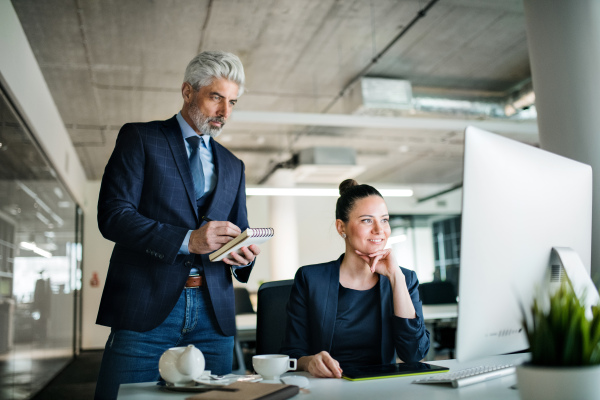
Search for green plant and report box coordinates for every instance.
[522,283,600,366]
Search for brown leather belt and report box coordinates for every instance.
[185,275,204,288]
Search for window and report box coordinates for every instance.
[432,216,461,292]
[0,85,83,398]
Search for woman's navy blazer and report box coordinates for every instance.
[281,254,430,364]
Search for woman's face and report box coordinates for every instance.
[339,195,391,254]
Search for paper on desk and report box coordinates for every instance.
[194,374,262,386]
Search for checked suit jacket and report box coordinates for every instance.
[96,115,252,337]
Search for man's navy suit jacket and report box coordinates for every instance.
[96,115,252,337]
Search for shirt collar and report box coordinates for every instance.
[176,112,211,147]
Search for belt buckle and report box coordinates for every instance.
[185,274,201,288]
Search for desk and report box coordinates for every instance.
[235,313,257,343]
[422,304,458,320]
[118,353,528,400]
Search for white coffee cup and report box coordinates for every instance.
[252,354,297,380]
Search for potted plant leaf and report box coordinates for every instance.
[517,283,600,400]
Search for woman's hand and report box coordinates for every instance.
[357,248,416,318]
[298,351,343,378]
[355,248,403,281]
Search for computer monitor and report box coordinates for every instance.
[455,126,597,362]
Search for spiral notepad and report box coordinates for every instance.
[209,227,274,262]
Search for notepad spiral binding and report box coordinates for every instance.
[248,228,275,237]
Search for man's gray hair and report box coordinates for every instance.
[184,51,245,96]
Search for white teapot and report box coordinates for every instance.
[159,345,205,385]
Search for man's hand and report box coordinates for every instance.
[188,221,241,255]
[222,244,261,267]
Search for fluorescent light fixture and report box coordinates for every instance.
[20,242,52,258]
[17,181,65,226]
[380,189,414,197]
[246,188,413,197]
[247,188,337,197]
[36,212,51,225]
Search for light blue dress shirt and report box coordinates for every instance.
[176,113,248,270]
[177,112,216,255]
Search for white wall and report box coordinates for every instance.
[81,181,112,349]
[0,1,87,207]
[412,221,437,283]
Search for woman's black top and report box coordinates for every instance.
[330,281,382,368]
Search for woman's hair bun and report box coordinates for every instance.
[339,179,359,196]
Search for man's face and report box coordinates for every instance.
[184,78,239,138]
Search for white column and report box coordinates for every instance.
[523,0,600,284]
[267,170,300,280]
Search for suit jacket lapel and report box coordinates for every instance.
[162,116,198,222]
[322,254,343,352]
[379,274,393,363]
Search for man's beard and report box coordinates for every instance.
[188,98,225,138]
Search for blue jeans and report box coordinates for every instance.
[94,287,233,400]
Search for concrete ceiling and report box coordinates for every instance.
[10,0,537,192]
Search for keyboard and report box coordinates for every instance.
[412,363,516,388]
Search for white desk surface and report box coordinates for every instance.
[117,353,528,400]
[235,313,257,331]
[422,304,458,320]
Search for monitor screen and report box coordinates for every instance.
[455,126,593,361]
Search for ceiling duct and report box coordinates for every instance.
[258,147,365,185]
[343,77,537,120]
[343,77,413,114]
[294,147,365,184]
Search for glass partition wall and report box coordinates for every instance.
[389,214,461,293]
[0,87,82,399]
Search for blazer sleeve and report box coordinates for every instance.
[97,123,189,264]
[280,268,312,360]
[227,160,254,283]
[391,269,431,362]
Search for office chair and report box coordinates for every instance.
[234,287,255,314]
[418,281,457,359]
[255,279,294,355]
[418,281,457,305]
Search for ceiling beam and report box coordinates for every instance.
[230,111,538,136]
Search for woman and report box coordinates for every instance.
[281,179,430,378]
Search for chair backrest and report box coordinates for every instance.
[234,287,255,314]
[418,281,457,305]
[255,279,294,355]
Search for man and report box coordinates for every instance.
[94,51,260,399]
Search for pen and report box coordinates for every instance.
[202,216,213,223]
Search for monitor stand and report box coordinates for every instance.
[550,247,600,319]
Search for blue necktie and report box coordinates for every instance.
[186,136,205,199]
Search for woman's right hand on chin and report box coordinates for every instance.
[300,351,343,378]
